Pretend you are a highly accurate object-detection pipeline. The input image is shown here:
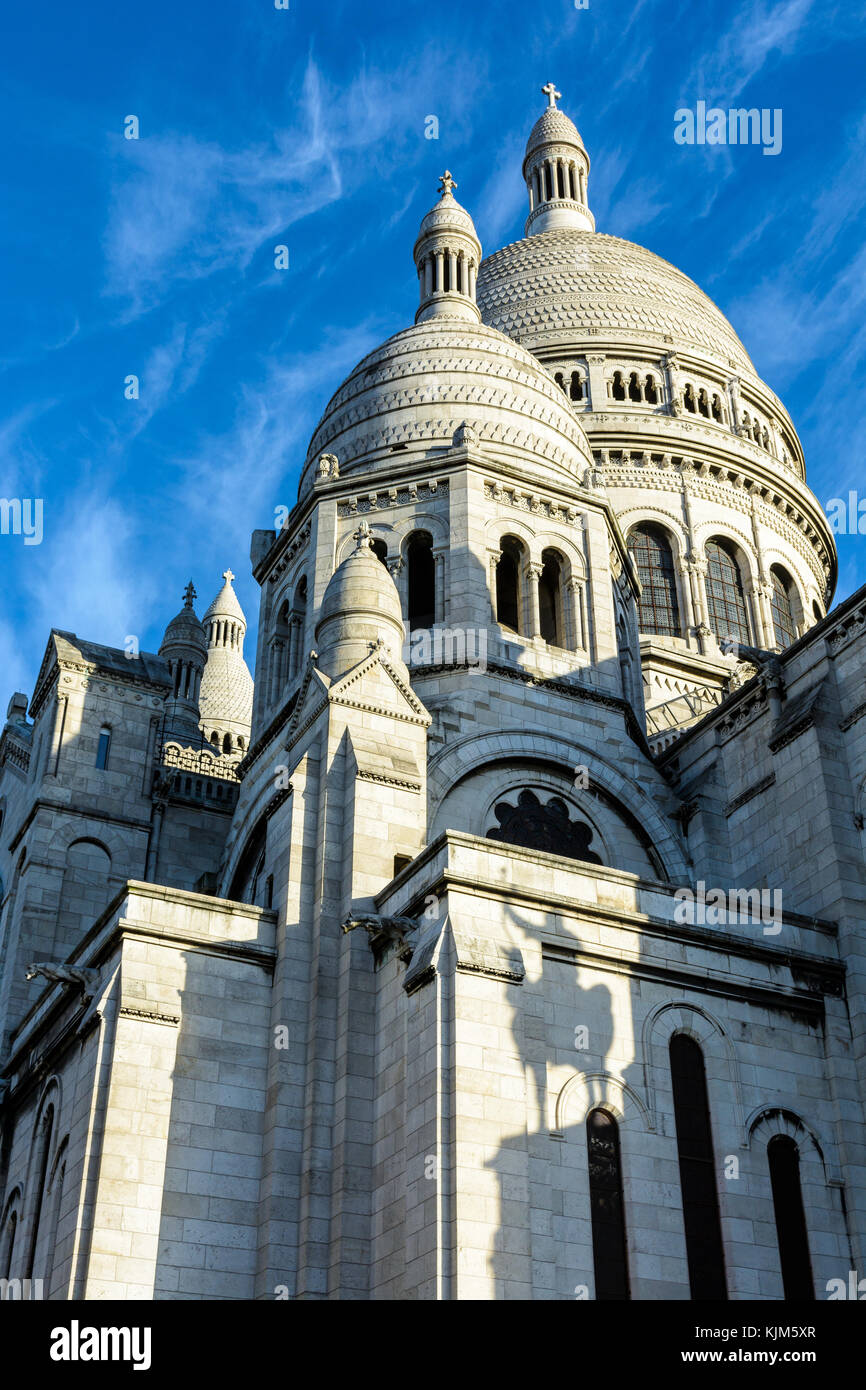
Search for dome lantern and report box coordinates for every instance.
[523,84,594,237]
[413,171,482,324]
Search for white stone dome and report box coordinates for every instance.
[315,524,406,679]
[524,106,587,161]
[477,228,755,374]
[300,318,594,497]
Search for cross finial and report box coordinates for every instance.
[438,170,457,197]
[183,580,197,608]
[353,520,372,549]
[222,569,235,585]
[542,82,561,109]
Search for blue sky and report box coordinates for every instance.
[2,0,866,697]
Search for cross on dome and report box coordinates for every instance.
[183,580,197,607]
[353,520,373,549]
[542,82,561,108]
[222,569,235,585]
[438,170,457,197]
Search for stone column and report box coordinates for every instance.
[676,562,696,634]
[448,250,457,294]
[424,255,432,299]
[49,690,68,778]
[433,551,446,624]
[585,354,606,412]
[488,550,500,621]
[526,563,542,638]
[566,578,585,649]
[726,376,742,435]
[434,250,444,295]
[664,353,680,414]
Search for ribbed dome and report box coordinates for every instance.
[160,582,206,657]
[477,229,755,373]
[319,538,404,631]
[525,107,586,160]
[161,606,206,656]
[415,189,477,240]
[203,572,247,626]
[300,318,594,497]
[315,524,406,680]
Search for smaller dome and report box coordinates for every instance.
[316,522,406,679]
[160,581,206,657]
[416,191,478,240]
[524,106,586,162]
[203,570,246,627]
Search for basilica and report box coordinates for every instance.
[1,86,864,1302]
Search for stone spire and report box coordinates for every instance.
[159,580,207,742]
[523,83,594,236]
[413,171,482,324]
[198,569,254,756]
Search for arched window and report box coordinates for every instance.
[222,733,233,755]
[407,531,435,631]
[698,388,710,418]
[669,1035,727,1300]
[611,371,626,401]
[628,525,681,637]
[711,394,723,422]
[587,1109,630,1300]
[370,538,388,565]
[705,539,750,644]
[289,577,308,680]
[767,1135,814,1299]
[683,384,697,413]
[1,1193,20,1280]
[95,727,111,771]
[495,537,523,633]
[769,566,797,648]
[539,550,564,646]
[570,371,584,402]
[554,371,565,392]
[644,375,658,405]
[628,372,642,402]
[25,1102,55,1279]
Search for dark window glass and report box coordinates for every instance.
[95,729,111,770]
[628,525,681,637]
[496,540,522,633]
[539,551,563,646]
[587,1109,630,1299]
[770,568,796,648]
[705,540,749,644]
[670,1035,727,1300]
[407,532,435,631]
[768,1136,814,1300]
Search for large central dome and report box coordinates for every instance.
[477,228,755,374]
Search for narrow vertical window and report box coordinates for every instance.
[95,727,111,770]
[670,1035,727,1299]
[768,1135,814,1300]
[587,1109,630,1299]
[495,537,523,633]
[407,532,435,631]
[539,550,563,646]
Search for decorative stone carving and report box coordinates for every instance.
[486,789,602,863]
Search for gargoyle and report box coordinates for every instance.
[342,912,418,961]
[26,962,100,999]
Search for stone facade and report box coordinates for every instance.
[0,90,864,1302]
